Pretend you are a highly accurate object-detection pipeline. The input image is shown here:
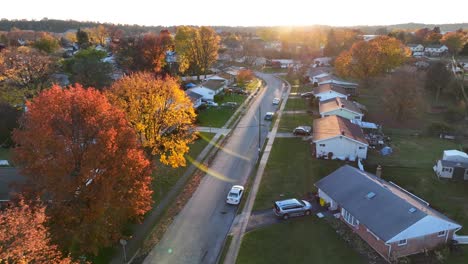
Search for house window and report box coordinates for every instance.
[341,208,358,227]
[398,239,407,246]
[359,146,365,150]
[319,144,326,147]
[354,116,360,119]
[438,230,447,237]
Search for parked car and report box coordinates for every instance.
[300,92,314,98]
[221,102,238,108]
[273,198,312,220]
[272,97,281,105]
[205,101,218,107]
[264,112,274,121]
[226,185,244,205]
[293,126,311,136]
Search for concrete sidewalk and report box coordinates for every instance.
[196,127,231,135]
[223,77,291,264]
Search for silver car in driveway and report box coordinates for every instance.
[273,199,312,220]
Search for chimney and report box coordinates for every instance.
[376,165,382,178]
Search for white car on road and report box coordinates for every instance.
[272,97,280,105]
[226,185,244,205]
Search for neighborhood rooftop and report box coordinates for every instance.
[314,83,348,95]
[319,97,362,115]
[200,79,226,91]
[315,165,461,242]
[313,115,367,144]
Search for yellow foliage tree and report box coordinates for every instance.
[107,72,197,167]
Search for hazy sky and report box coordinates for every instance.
[2,0,467,27]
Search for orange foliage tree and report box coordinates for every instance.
[12,85,152,254]
[237,69,255,87]
[335,36,409,86]
[0,199,75,263]
[107,72,196,168]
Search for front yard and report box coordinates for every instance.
[236,217,364,264]
[196,94,247,127]
[277,113,316,133]
[284,98,312,112]
[253,138,343,210]
[151,132,215,203]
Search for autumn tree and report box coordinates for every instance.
[441,31,467,55]
[107,72,196,168]
[33,33,60,54]
[383,66,424,121]
[12,85,153,254]
[63,48,113,89]
[175,26,220,80]
[237,69,255,87]
[86,25,108,46]
[0,46,56,100]
[425,61,452,103]
[335,36,409,86]
[76,28,90,48]
[0,199,75,263]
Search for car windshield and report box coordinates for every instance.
[298,200,305,206]
[229,192,238,198]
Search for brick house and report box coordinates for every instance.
[315,165,462,262]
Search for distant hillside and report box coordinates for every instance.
[354,23,468,34]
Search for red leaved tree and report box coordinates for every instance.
[13,84,153,254]
[0,199,75,263]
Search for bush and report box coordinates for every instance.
[426,122,453,136]
[444,107,465,123]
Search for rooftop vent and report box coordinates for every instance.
[365,192,376,199]
[409,208,417,213]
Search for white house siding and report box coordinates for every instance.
[318,189,338,210]
[315,136,367,161]
[188,87,215,101]
[386,215,461,244]
[316,91,348,102]
[434,160,453,178]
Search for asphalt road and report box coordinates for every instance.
[143,73,286,264]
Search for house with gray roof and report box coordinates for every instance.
[319,97,364,121]
[316,165,462,261]
[425,44,448,57]
[313,83,349,102]
[185,90,203,109]
[187,79,227,101]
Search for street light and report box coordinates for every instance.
[119,239,127,262]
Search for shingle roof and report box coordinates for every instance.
[426,44,447,49]
[319,97,362,115]
[201,79,226,91]
[315,165,460,242]
[185,90,203,102]
[440,160,468,169]
[313,83,347,96]
[313,115,367,144]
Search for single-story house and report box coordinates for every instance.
[317,76,359,95]
[433,150,468,180]
[185,90,204,109]
[206,72,235,85]
[313,83,348,102]
[0,168,25,203]
[425,44,449,57]
[407,44,425,57]
[312,115,368,161]
[313,57,332,67]
[271,59,294,68]
[187,79,227,101]
[319,97,364,121]
[316,165,462,262]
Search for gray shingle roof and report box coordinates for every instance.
[201,79,226,91]
[319,97,362,115]
[313,83,347,96]
[440,160,468,169]
[315,165,459,241]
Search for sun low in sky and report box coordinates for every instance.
[2,0,467,27]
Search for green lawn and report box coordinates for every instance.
[284,98,311,112]
[278,113,316,133]
[290,84,313,94]
[236,217,364,264]
[253,138,344,210]
[197,94,247,127]
[151,132,215,203]
[0,148,11,161]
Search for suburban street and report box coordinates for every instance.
[143,73,286,264]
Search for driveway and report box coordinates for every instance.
[143,74,286,264]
